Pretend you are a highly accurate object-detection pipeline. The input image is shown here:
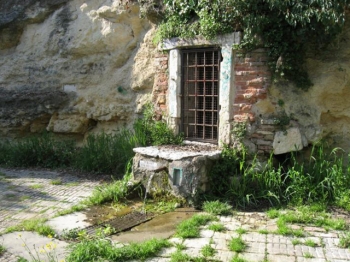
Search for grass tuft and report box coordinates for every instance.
[5,218,55,237]
[228,237,246,253]
[67,238,170,262]
[176,214,216,238]
[208,223,226,232]
[202,201,232,216]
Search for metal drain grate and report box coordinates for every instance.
[83,211,153,236]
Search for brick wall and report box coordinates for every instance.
[152,48,278,154]
[152,52,169,119]
[233,48,270,123]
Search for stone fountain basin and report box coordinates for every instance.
[132,142,222,202]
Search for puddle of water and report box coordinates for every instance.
[83,201,143,225]
[111,207,198,243]
[82,199,198,243]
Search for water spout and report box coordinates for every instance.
[142,173,155,214]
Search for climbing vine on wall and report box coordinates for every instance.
[155,0,350,90]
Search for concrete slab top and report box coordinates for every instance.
[133,145,221,161]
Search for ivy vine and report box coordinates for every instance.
[155,0,350,90]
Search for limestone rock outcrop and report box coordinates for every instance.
[0,0,156,138]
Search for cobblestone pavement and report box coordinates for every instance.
[140,212,350,262]
[0,167,101,261]
[1,168,350,261]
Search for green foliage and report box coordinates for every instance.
[176,214,216,238]
[85,162,132,205]
[67,238,171,262]
[339,232,350,248]
[5,218,55,237]
[200,244,216,257]
[74,130,139,174]
[134,103,183,146]
[228,237,246,253]
[156,0,350,90]
[207,144,350,208]
[202,200,232,216]
[0,245,5,255]
[208,223,225,232]
[0,132,75,168]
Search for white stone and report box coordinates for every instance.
[273,127,303,155]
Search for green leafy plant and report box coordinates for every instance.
[156,0,350,90]
[339,232,350,248]
[202,200,232,216]
[0,244,5,255]
[228,237,246,253]
[208,223,225,232]
[201,244,216,258]
[236,228,247,235]
[67,238,171,262]
[5,218,55,237]
[304,239,318,247]
[176,214,216,238]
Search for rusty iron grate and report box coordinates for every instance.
[181,48,221,144]
[83,211,153,236]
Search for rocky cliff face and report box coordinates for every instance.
[1,0,350,152]
[0,0,156,138]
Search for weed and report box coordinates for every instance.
[228,237,246,253]
[266,209,280,219]
[0,132,75,168]
[201,244,216,257]
[19,195,30,201]
[208,223,225,232]
[86,162,132,205]
[50,179,62,185]
[292,239,302,246]
[236,228,247,235]
[170,251,193,262]
[304,252,314,258]
[55,204,86,217]
[339,232,350,248]
[174,242,186,251]
[17,234,62,262]
[5,218,55,237]
[258,229,269,235]
[0,244,5,255]
[176,214,216,238]
[230,256,249,262]
[304,239,318,247]
[65,182,79,187]
[202,201,232,216]
[29,184,44,190]
[67,238,171,262]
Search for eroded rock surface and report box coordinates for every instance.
[0,0,156,138]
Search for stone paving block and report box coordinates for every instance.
[296,257,327,262]
[239,252,266,262]
[266,243,295,256]
[242,232,266,243]
[225,231,240,239]
[245,241,266,254]
[294,246,325,258]
[312,232,338,238]
[183,247,201,257]
[324,247,350,261]
[213,250,235,262]
[200,229,214,238]
[267,234,294,245]
[220,216,233,222]
[225,221,242,231]
[267,254,296,262]
[212,237,229,251]
[183,238,210,248]
[323,237,340,248]
[157,247,177,257]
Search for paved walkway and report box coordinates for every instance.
[0,168,349,261]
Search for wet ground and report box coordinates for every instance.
[0,168,350,262]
